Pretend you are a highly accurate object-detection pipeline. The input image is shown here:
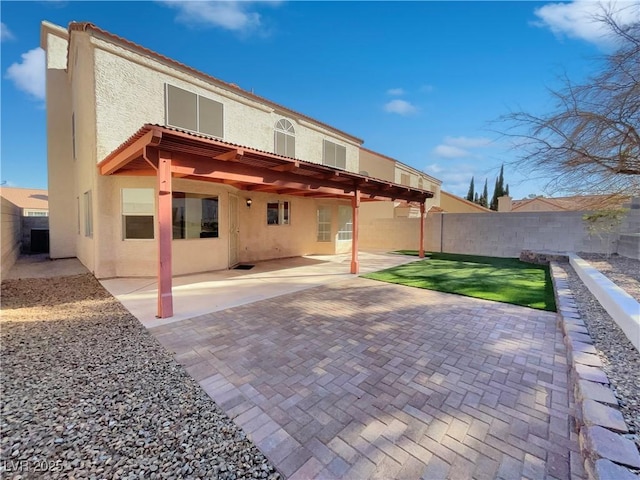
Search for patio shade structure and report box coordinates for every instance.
[98,124,434,318]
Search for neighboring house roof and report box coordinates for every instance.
[62,22,364,145]
[512,194,630,212]
[0,187,49,210]
[440,191,492,213]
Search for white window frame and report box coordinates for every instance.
[274,119,295,157]
[317,206,332,242]
[337,205,353,241]
[267,200,290,226]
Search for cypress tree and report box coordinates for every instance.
[479,179,489,208]
[466,177,475,202]
[490,164,506,211]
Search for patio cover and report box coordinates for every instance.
[98,124,434,318]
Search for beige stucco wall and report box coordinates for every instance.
[92,175,353,278]
[359,149,395,180]
[91,38,360,172]
[358,148,441,222]
[1,197,21,279]
[72,32,99,273]
[43,25,76,259]
[359,217,425,251]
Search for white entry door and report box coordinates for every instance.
[229,194,239,268]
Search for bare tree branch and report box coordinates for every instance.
[499,3,640,201]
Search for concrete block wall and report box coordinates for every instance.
[617,198,640,260]
[429,211,617,258]
[1,197,21,280]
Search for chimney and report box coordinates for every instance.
[498,195,512,212]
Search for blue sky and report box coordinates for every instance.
[1,1,636,199]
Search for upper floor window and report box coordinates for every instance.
[322,140,346,170]
[400,173,410,186]
[274,119,295,157]
[165,84,223,138]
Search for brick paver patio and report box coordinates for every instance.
[150,278,583,479]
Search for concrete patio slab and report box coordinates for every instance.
[100,251,420,328]
[150,277,583,479]
[5,253,88,280]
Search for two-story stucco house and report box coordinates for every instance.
[41,21,434,318]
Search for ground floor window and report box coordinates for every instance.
[317,206,331,242]
[267,201,290,225]
[122,188,155,239]
[172,192,219,239]
[337,205,353,240]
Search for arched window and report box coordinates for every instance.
[274,119,295,157]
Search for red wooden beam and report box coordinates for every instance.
[157,150,173,319]
[99,129,162,175]
[419,202,425,258]
[351,187,360,274]
[213,148,244,162]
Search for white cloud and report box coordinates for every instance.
[443,136,493,149]
[432,144,470,159]
[387,88,405,96]
[534,0,640,48]
[161,1,280,33]
[431,135,494,159]
[383,99,418,115]
[425,163,479,197]
[5,48,45,101]
[1,22,14,42]
[419,84,434,93]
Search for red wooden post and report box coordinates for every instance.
[157,150,173,318]
[419,202,426,258]
[350,187,360,274]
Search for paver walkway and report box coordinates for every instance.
[150,278,583,479]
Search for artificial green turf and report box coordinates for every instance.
[364,251,556,311]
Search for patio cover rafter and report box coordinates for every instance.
[98,124,434,204]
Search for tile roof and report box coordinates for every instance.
[512,194,630,211]
[67,22,364,145]
[0,187,49,210]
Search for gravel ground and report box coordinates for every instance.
[563,257,640,447]
[1,274,279,479]
[578,252,640,302]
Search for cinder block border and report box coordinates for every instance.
[550,262,640,479]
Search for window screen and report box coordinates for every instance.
[166,84,223,137]
[199,96,224,138]
[166,84,197,132]
[322,140,346,169]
